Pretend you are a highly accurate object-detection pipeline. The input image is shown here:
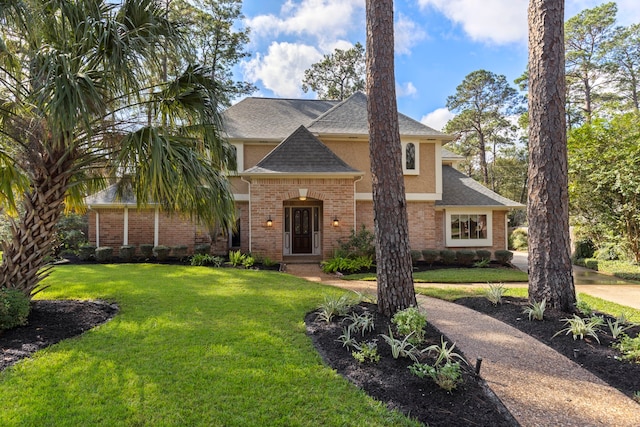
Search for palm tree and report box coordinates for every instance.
[0,0,235,297]
[527,0,576,310]
[365,0,416,316]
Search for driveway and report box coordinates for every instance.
[512,251,640,310]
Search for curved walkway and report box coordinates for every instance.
[287,264,640,427]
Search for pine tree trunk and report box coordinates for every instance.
[365,0,416,317]
[0,152,72,296]
[527,0,576,311]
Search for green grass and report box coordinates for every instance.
[416,287,640,323]
[345,268,528,283]
[0,264,420,427]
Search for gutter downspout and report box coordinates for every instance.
[87,206,100,248]
[353,176,363,228]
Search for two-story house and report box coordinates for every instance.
[86,92,522,261]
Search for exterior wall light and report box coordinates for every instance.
[299,188,308,201]
[266,216,273,227]
[332,217,339,227]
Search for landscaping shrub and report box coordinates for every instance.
[455,250,476,266]
[194,244,211,255]
[139,244,154,258]
[476,249,491,261]
[119,245,136,262]
[53,213,88,256]
[153,245,171,261]
[494,250,513,265]
[321,255,373,274]
[228,249,246,267]
[421,249,440,265]
[337,225,375,259]
[573,239,595,260]
[95,247,114,263]
[439,249,456,265]
[78,245,96,261]
[508,228,528,251]
[594,242,626,261]
[260,256,278,268]
[171,245,188,259]
[0,288,30,331]
[410,250,422,265]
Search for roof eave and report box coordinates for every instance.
[240,171,365,178]
[435,204,525,210]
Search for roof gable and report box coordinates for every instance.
[243,125,361,175]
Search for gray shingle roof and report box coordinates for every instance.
[85,184,140,206]
[222,92,450,140]
[243,125,362,175]
[437,166,524,208]
[222,97,337,140]
[308,92,447,138]
[441,148,464,160]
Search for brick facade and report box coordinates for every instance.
[248,177,355,261]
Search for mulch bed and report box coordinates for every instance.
[305,302,518,427]
[0,300,118,372]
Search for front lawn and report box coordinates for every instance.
[0,265,418,426]
[345,268,528,283]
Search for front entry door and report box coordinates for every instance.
[292,208,312,254]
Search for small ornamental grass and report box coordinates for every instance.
[379,327,420,362]
[485,283,506,305]
[344,311,375,336]
[553,315,604,343]
[522,298,546,321]
[316,293,358,323]
[606,318,635,339]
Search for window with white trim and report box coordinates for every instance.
[402,141,419,175]
[445,210,492,247]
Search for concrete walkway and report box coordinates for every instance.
[512,251,640,310]
[287,263,640,427]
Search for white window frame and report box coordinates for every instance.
[445,209,492,247]
[401,141,419,175]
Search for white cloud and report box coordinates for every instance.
[421,108,455,131]
[417,0,527,45]
[397,82,417,98]
[242,42,323,98]
[395,13,428,55]
[247,0,364,43]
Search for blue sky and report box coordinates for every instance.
[235,1,640,131]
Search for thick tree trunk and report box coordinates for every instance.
[365,0,416,317]
[527,0,576,311]
[0,152,71,296]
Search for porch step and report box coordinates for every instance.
[282,255,322,264]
